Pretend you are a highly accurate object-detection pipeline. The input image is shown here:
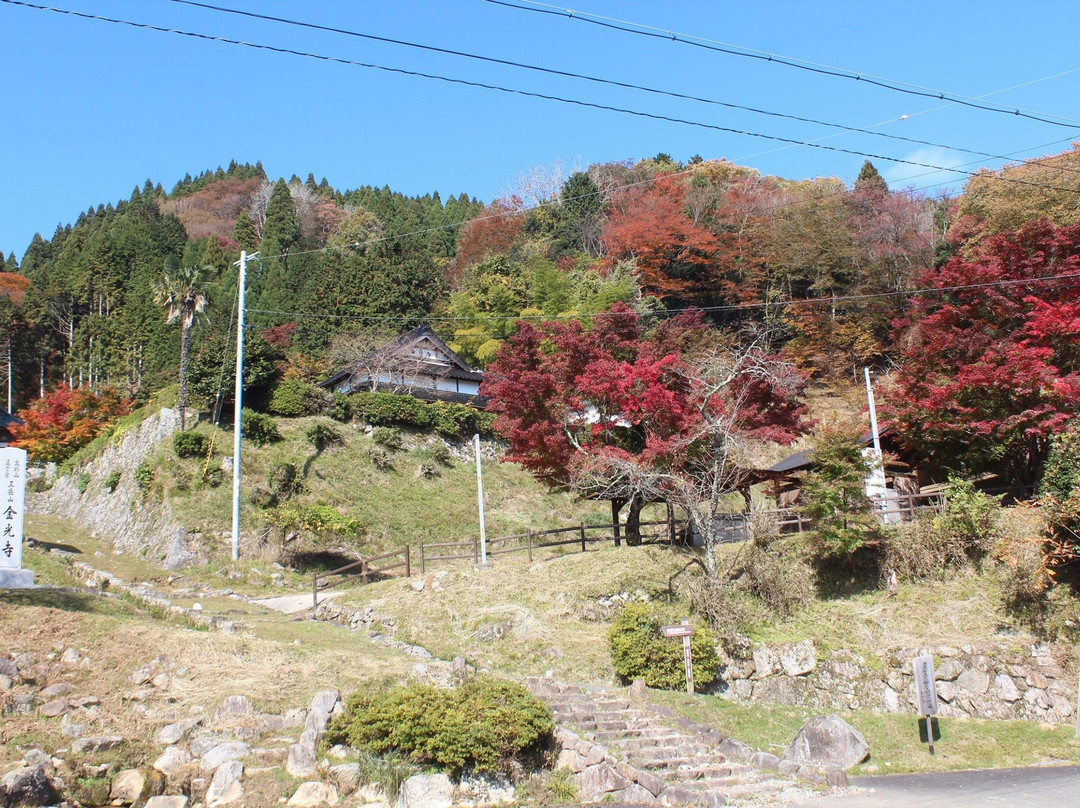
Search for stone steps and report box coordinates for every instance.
[527,677,810,806]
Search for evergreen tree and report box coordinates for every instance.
[855,160,889,197]
[233,210,258,253]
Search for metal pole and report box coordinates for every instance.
[475,433,487,565]
[230,250,253,562]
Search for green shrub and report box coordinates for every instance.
[102,470,122,492]
[240,409,281,445]
[267,503,363,543]
[267,378,310,417]
[800,430,880,558]
[325,677,553,778]
[935,476,1001,563]
[350,392,434,428]
[268,463,301,499]
[371,427,403,451]
[133,460,154,492]
[739,535,815,618]
[367,445,393,471]
[173,430,209,459]
[416,442,453,466]
[75,473,91,494]
[329,392,352,422]
[305,421,342,452]
[608,602,720,691]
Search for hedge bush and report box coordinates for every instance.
[173,430,209,458]
[608,602,720,692]
[240,408,281,445]
[325,677,553,778]
[347,392,496,437]
[267,378,310,417]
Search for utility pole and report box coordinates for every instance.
[231,250,255,561]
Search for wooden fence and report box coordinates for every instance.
[312,545,410,609]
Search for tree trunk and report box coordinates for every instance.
[611,498,623,547]
[626,495,643,546]
[179,321,191,430]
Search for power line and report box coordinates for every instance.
[490,0,1080,130]
[6,0,1079,199]
[163,0,1074,176]
[244,269,1080,326]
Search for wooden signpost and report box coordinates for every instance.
[662,619,694,693]
[913,654,939,755]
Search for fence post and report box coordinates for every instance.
[580,523,586,553]
[667,502,676,545]
[361,560,369,585]
[404,544,411,578]
[528,530,533,563]
[312,574,319,611]
[474,534,479,564]
[420,540,426,575]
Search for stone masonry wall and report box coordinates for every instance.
[720,639,1076,724]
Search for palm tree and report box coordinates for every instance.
[153,262,213,430]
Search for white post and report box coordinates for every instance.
[230,251,253,562]
[474,433,487,565]
[863,367,887,515]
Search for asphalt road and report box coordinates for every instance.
[786,765,1080,807]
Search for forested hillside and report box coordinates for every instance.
[3,147,1079,494]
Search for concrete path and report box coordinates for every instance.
[784,765,1080,807]
[251,589,346,614]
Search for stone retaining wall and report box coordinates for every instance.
[721,639,1076,723]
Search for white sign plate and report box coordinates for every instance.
[662,624,693,638]
[0,447,27,569]
[913,654,939,716]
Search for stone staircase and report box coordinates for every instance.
[527,678,818,807]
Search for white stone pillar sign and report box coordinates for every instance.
[0,446,32,588]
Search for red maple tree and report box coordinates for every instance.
[886,219,1080,484]
[13,385,132,462]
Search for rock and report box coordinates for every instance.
[749,751,781,770]
[39,682,74,699]
[826,768,850,788]
[61,713,87,738]
[0,674,11,690]
[956,668,990,695]
[779,640,817,677]
[455,774,516,806]
[718,737,753,762]
[286,743,317,778]
[206,760,244,805]
[787,714,870,770]
[110,769,147,804]
[288,781,340,807]
[156,717,203,745]
[39,698,69,717]
[752,645,779,678]
[72,735,125,754]
[398,774,452,808]
[60,648,81,666]
[329,763,361,795]
[145,797,190,808]
[628,679,649,702]
[576,763,631,802]
[935,658,963,681]
[996,674,1021,703]
[131,665,155,685]
[153,746,193,776]
[0,764,59,807]
[305,689,340,735]
[200,741,250,771]
[152,673,172,690]
[215,695,253,720]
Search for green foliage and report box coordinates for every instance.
[102,470,122,492]
[305,421,342,452]
[268,378,312,417]
[267,463,302,499]
[371,427,403,451]
[415,442,453,467]
[75,473,91,494]
[608,602,720,691]
[934,477,1001,563]
[1041,425,1080,503]
[267,503,362,542]
[801,431,879,557]
[329,392,352,422]
[133,460,154,492]
[173,430,209,458]
[240,408,281,445]
[350,392,434,428]
[325,677,554,778]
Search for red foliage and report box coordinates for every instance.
[886,219,1080,482]
[12,385,132,463]
[0,273,30,305]
[481,305,808,489]
[261,322,297,351]
[448,200,525,286]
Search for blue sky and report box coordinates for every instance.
[2,0,1079,258]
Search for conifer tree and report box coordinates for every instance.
[233,210,258,253]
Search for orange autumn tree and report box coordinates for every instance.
[12,385,131,462]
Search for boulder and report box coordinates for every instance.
[200,741,250,771]
[72,735,125,754]
[154,745,193,776]
[144,797,189,808]
[0,764,59,807]
[215,695,253,721]
[786,714,870,770]
[288,781,340,807]
[397,773,454,808]
[575,763,631,802]
[206,760,244,805]
[286,743,317,778]
[156,717,203,745]
[779,640,817,677]
[110,768,147,804]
